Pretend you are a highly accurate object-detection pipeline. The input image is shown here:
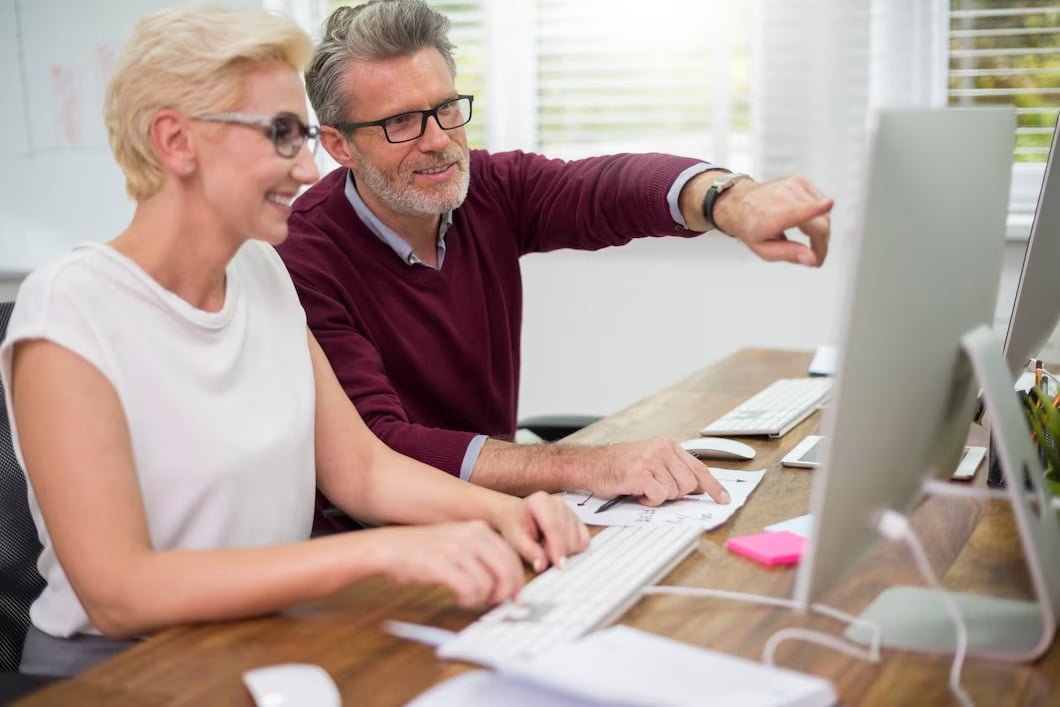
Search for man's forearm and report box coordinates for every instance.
[465,436,731,507]
[470,438,591,496]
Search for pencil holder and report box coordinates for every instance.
[986,389,1037,489]
[987,387,1060,498]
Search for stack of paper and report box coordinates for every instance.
[410,626,836,707]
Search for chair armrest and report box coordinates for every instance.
[516,415,602,442]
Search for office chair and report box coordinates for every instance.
[517,414,602,443]
[0,300,54,700]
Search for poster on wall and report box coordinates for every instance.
[0,0,255,273]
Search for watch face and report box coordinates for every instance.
[717,173,747,192]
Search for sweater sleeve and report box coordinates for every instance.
[474,150,709,255]
[281,239,477,479]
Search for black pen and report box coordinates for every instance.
[594,494,632,514]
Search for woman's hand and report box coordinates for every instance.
[366,522,525,607]
[489,491,590,573]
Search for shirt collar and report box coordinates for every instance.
[344,170,453,268]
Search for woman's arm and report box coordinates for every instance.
[11,339,526,638]
[308,331,589,571]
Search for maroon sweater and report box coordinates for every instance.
[278,149,702,478]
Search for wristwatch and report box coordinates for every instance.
[701,171,749,235]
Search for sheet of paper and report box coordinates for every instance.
[384,620,456,648]
[412,626,838,707]
[502,625,836,707]
[564,468,766,528]
[764,513,815,539]
[406,670,596,707]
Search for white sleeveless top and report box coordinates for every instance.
[0,240,316,637]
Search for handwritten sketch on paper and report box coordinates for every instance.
[564,468,767,528]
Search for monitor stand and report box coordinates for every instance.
[845,325,1060,662]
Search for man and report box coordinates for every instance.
[278,0,832,529]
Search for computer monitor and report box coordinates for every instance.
[794,108,1060,661]
[1002,114,1060,378]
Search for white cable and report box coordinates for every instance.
[643,584,797,611]
[762,624,878,667]
[643,539,886,682]
[648,527,972,704]
[643,584,883,665]
[876,509,974,707]
[807,603,882,663]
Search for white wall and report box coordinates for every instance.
[0,0,256,272]
[518,225,849,421]
[517,238,1058,421]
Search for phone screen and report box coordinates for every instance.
[799,439,823,463]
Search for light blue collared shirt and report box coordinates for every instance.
[343,163,712,481]
[344,172,453,268]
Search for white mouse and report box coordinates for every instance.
[680,437,756,461]
[242,663,341,707]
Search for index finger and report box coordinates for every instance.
[783,196,833,232]
[690,465,731,504]
[794,181,833,262]
[503,515,551,573]
[541,516,569,571]
[473,538,525,605]
[800,205,832,264]
[533,496,588,569]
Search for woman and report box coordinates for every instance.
[0,6,587,677]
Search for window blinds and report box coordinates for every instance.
[947,2,1060,225]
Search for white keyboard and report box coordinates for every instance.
[437,524,701,666]
[701,377,833,438]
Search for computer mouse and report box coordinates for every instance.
[680,437,756,461]
[242,663,341,707]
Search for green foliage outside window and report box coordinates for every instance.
[949,2,1060,163]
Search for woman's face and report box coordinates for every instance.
[192,65,319,246]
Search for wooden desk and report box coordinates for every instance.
[16,349,1060,706]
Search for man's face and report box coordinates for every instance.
[340,48,470,218]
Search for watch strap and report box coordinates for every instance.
[702,171,748,235]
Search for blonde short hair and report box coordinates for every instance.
[105,5,313,201]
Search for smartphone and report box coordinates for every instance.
[780,435,824,469]
[952,445,987,481]
[781,436,987,480]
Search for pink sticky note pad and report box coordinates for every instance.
[726,531,806,566]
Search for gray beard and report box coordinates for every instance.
[352,146,470,216]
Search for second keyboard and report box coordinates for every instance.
[701,377,833,438]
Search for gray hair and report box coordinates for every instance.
[306,0,457,128]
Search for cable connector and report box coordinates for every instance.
[875,509,910,541]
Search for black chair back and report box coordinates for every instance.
[0,301,45,672]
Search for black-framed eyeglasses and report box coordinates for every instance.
[192,112,320,158]
[331,95,474,144]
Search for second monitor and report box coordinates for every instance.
[1002,113,1060,378]
[793,107,1060,661]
